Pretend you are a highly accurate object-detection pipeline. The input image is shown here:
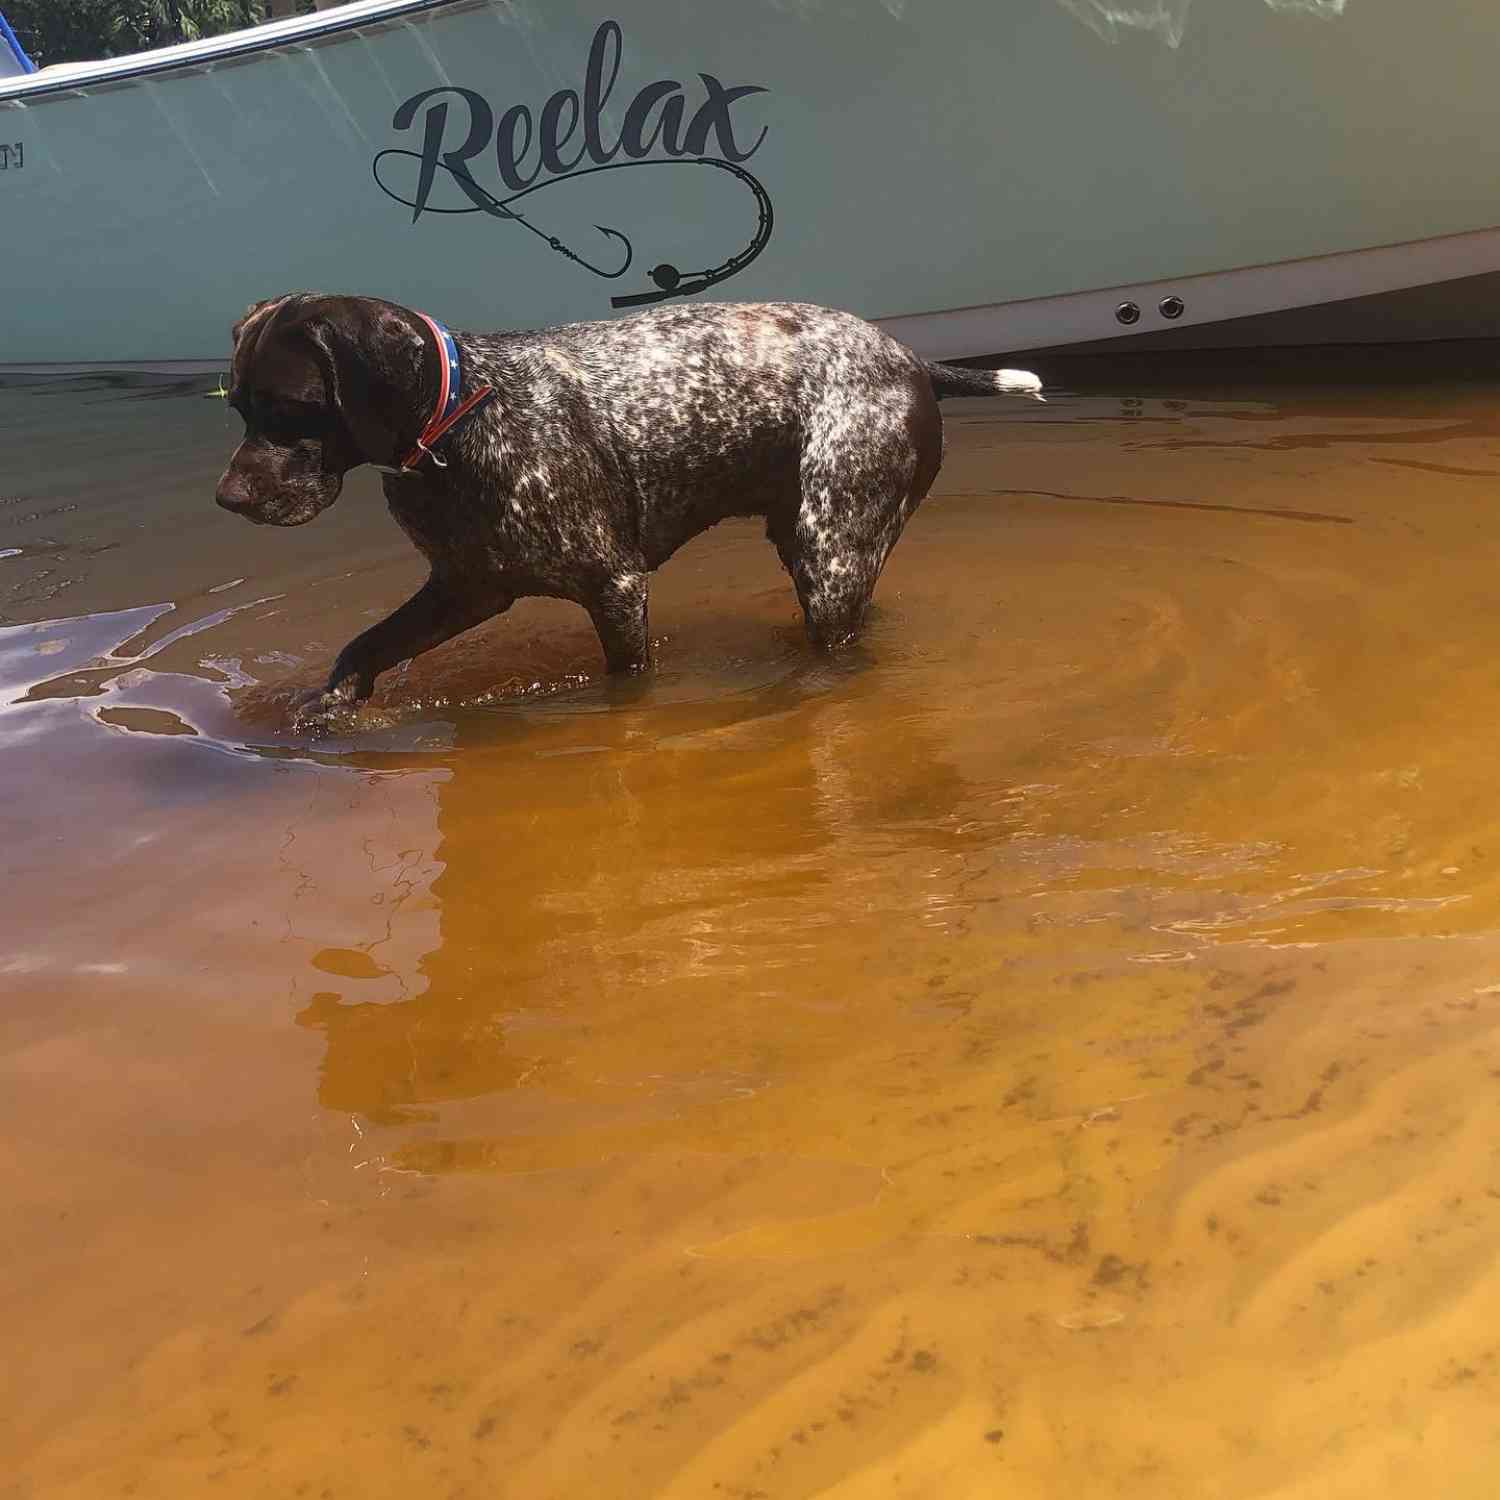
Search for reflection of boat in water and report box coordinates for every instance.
[4,0,1500,373]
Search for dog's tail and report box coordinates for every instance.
[925,362,1044,403]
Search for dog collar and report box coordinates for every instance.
[398,312,496,471]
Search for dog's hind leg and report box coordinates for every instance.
[771,382,940,650]
[770,511,886,649]
[585,571,652,674]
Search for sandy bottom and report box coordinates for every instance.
[6,370,1500,1497]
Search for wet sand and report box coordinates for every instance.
[6,368,1500,1497]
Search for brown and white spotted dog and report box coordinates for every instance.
[215,294,1041,723]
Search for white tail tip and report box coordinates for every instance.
[995,368,1044,401]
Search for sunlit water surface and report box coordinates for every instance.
[6,368,1500,1498]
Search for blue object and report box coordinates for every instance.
[0,9,36,78]
[429,316,465,429]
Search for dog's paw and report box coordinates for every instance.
[289,684,363,734]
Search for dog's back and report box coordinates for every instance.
[462,302,932,564]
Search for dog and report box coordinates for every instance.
[215,294,1041,721]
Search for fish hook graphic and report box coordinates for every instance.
[372,154,777,299]
[543,222,633,279]
[371,150,633,279]
[481,182,633,280]
[371,152,774,303]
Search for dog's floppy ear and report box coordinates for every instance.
[300,314,401,468]
[299,304,427,470]
[230,295,290,352]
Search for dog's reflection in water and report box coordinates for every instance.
[295,671,996,1142]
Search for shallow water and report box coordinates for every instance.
[7,367,1500,1498]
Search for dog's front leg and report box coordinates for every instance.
[296,574,503,724]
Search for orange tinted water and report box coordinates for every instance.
[6,372,1500,1497]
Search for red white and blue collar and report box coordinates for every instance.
[398,311,496,471]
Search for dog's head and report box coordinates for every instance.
[215,293,427,526]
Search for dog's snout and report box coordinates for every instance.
[215,472,255,515]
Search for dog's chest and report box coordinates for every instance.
[381,472,508,571]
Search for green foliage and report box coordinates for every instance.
[6,0,271,67]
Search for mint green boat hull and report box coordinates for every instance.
[3,0,1498,369]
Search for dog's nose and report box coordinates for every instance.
[215,482,252,515]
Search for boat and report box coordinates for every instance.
[3,0,1500,374]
